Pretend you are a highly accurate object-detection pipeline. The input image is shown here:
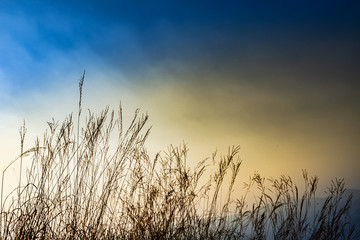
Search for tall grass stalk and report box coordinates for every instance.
[73,70,85,234]
[18,121,26,210]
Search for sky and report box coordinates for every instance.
[0,1,359,194]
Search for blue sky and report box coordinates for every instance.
[2,0,359,87]
[1,1,360,191]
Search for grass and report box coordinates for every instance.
[0,76,358,239]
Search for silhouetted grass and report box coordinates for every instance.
[0,77,357,239]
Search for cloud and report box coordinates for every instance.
[0,0,359,191]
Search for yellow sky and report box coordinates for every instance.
[0,68,359,200]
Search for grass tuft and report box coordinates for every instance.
[0,75,358,239]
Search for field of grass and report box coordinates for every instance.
[0,77,358,239]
